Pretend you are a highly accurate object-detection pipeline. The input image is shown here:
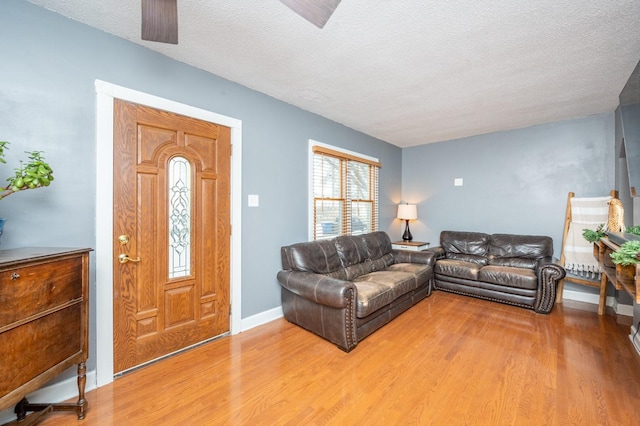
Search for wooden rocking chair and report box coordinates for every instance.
[556,190,619,314]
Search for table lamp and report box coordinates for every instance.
[397,203,417,241]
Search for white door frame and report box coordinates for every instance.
[94,80,242,387]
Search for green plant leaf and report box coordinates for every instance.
[609,240,640,265]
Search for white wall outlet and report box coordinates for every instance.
[248,194,259,207]
[454,178,463,186]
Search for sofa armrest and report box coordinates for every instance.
[392,249,436,266]
[424,246,446,260]
[277,270,355,309]
[534,258,566,313]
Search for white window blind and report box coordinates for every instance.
[312,145,380,240]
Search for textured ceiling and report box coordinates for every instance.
[27,0,640,147]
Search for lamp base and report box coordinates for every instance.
[402,220,413,241]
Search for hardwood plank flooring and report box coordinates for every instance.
[38,292,640,425]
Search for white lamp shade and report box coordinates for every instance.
[397,204,418,220]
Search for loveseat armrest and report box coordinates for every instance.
[534,258,566,314]
[536,257,566,275]
[277,270,356,309]
[392,249,436,266]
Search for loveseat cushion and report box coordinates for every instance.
[478,265,538,290]
[447,253,488,266]
[435,259,482,281]
[488,257,538,269]
[441,231,490,264]
[488,234,552,269]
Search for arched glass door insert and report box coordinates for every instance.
[168,156,191,278]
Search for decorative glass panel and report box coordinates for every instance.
[168,156,191,278]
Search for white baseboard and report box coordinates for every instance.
[240,306,284,332]
[0,370,97,424]
[562,289,633,316]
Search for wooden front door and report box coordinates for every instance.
[112,99,231,374]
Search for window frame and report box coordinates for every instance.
[308,140,380,241]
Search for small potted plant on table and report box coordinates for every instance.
[583,223,606,257]
[609,240,640,285]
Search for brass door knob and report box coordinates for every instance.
[118,253,141,264]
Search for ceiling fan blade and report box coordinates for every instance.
[141,0,178,44]
[279,0,342,29]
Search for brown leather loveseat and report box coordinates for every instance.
[430,231,566,313]
[277,231,434,351]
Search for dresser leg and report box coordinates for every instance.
[8,363,89,424]
[11,398,53,425]
[76,362,88,419]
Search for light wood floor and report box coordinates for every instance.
[38,292,640,425]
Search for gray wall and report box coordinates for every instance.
[401,113,615,296]
[1,0,635,406]
[0,0,402,372]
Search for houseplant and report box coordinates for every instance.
[626,225,640,236]
[609,240,640,284]
[582,223,606,243]
[0,141,54,239]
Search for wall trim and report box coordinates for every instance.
[241,306,284,331]
[94,80,243,388]
[561,289,633,316]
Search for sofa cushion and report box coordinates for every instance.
[435,259,482,281]
[335,235,370,267]
[370,253,395,272]
[335,235,372,280]
[362,231,393,260]
[386,263,432,287]
[478,265,538,290]
[281,240,342,274]
[353,270,420,317]
[441,231,490,258]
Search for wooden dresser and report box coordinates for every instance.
[0,247,91,424]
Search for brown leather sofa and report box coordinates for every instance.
[430,231,566,313]
[277,231,434,351]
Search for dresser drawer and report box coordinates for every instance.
[0,256,83,329]
[0,303,82,399]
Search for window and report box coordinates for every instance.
[311,143,380,240]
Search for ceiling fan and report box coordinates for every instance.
[141,0,178,44]
[279,0,343,29]
[140,0,342,45]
